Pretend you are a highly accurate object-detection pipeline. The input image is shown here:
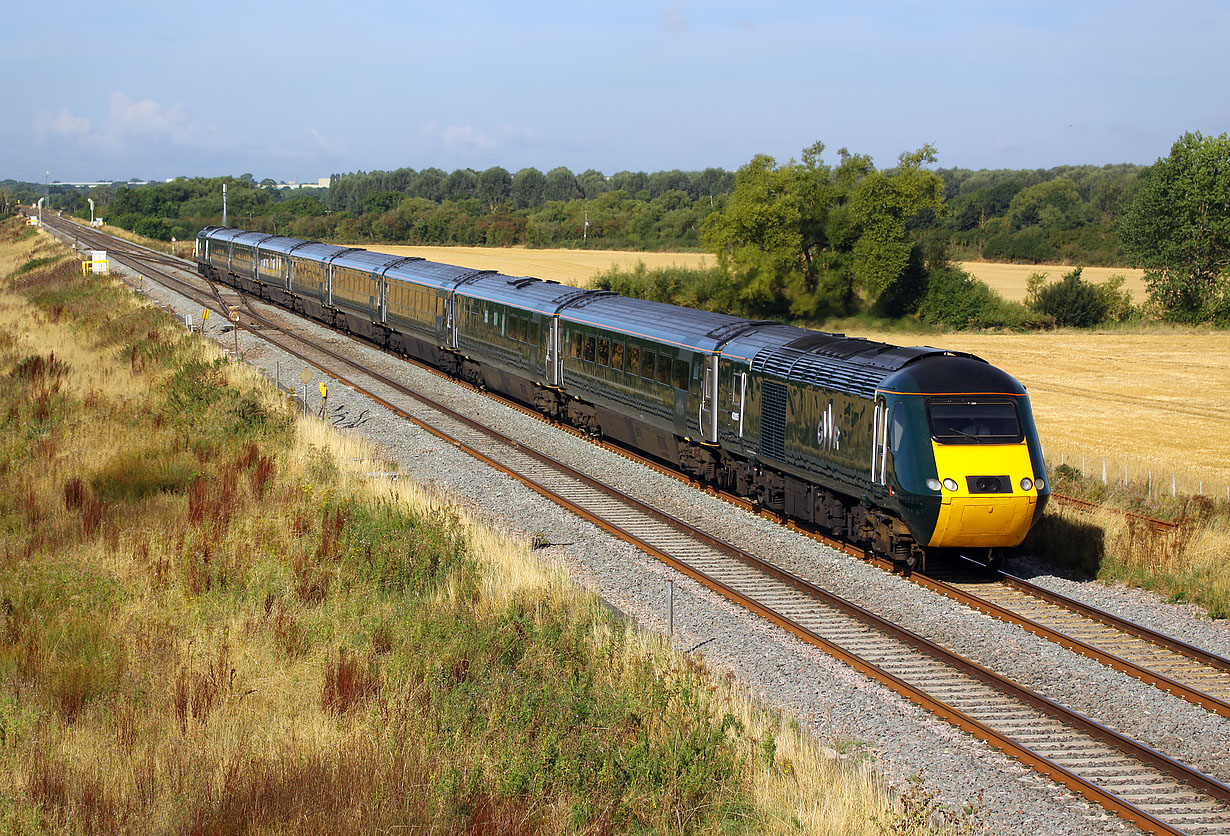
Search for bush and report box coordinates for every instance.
[1027,267,1138,327]
[917,266,1031,329]
[1031,267,1106,327]
[983,228,1056,262]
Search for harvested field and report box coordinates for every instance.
[957,261,1148,303]
[857,328,1230,495]
[364,244,711,287]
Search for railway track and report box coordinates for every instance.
[41,217,1230,834]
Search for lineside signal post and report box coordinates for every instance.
[228,306,241,355]
[318,382,328,417]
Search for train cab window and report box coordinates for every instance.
[655,353,672,386]
[597,338,609,366]
[583,335,596,363]
[673,359,688,390]
[928,399,1022,444]
[570,331,583,359]
[891,403,906,452]
[627,345,640,377]
[610,341,624,372]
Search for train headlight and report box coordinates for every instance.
[1020,477,1034,491]
[1035,478,1046,491]
[941,478,958,492]
[926,478,941,492]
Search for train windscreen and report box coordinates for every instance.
[927,399,1022,444]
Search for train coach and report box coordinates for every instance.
[197,226,1049,571]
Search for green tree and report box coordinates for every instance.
[850,145,947,300]
[511,167,546,208]
[543,167,580,202]
[702,142,946,318]
[1121,131,1230,322]
[477,167,512,211]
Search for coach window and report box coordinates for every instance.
[634,346,654,381]
[528,320,540,345]
[570,331,583,359]
[673,359,688,390]
[597,338,609,366]
[655,353,672,386]
[510,314,523,342]
[611,341,624,372]
[640,349,656,380]
[583,335,596,363]
[627,345,640,377]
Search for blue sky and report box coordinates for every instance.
[5,0,1228,184]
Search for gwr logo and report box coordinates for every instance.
[816,402,841,451]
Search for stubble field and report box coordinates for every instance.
[365,244,1149,303]
[369,245,1216,492]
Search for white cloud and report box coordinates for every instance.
[32,92,231,158]
[35,108,93,139]
[419,121,540,157]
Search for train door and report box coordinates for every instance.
[732,370,747,438]
[545,318,563,387]
[870,395,891,488]
[446,295,458,348]
[698,354,719,443]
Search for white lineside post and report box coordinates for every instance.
[1172,473,1177,497]
[667,580,674,638]
[222,183,227,227]
[1102,458,1106,484]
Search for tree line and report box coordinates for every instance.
[6,130,1226,325]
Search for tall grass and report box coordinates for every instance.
[1025,465,1230,617]
[0,219,954,834]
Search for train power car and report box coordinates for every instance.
[197,226,1049,571]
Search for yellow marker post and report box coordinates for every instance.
[318,382,328,417]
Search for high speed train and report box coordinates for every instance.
[197,226,1049,571]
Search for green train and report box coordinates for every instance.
[198,226,1050,572]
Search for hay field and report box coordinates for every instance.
[368,244,712,286]
[957,261,1148,303]
[857,329,1230,495]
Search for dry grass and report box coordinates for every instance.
[366,243,712,288]
[854,328,1230,496]
[957,261,1148,303]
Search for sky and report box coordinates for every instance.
[5,0,1229,184]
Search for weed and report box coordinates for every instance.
[322,648,380,715]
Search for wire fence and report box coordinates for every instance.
[1049,448,1230,502]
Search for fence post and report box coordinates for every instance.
[667,580,674,638]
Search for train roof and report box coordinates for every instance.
[386,260,509,292]
[558,293,767,353]
[331,249,408,273]
[724,324,991,399]
[881,353,1026,398]
[251,235,324,255]
[458,273,598,313]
